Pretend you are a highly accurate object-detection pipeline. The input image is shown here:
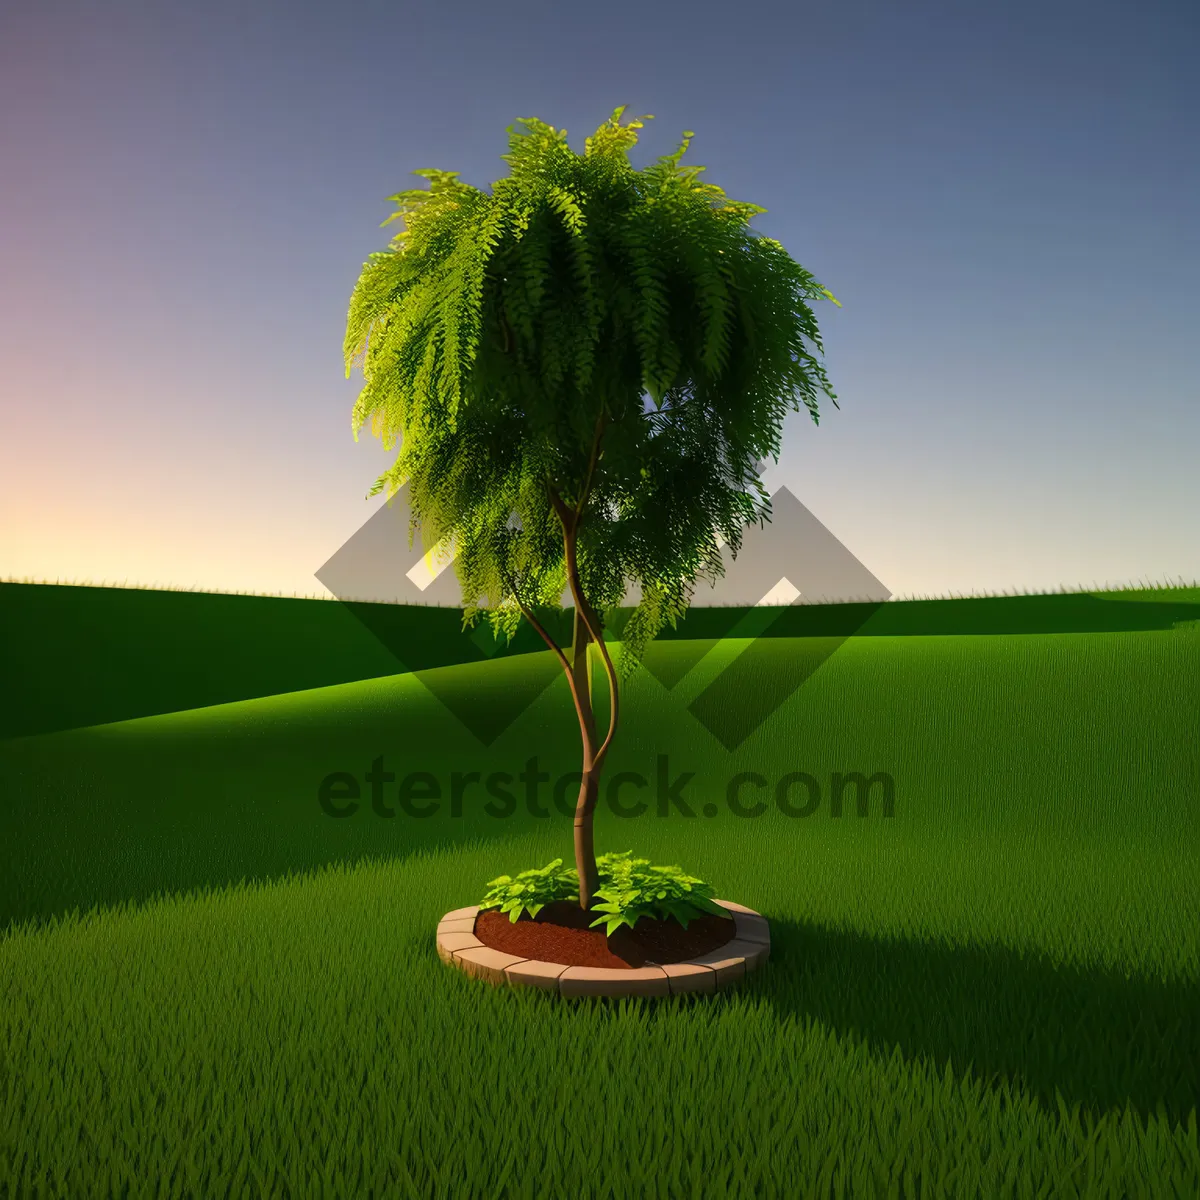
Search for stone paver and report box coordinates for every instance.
[504,959,570,990]
[712,937,770,972]
[436,899,769,997]
[436,916,478,936]
[660,962,717,994]
[559,966,671,998]
[436,929,484,964]
[732,912,771,947]
[684,949,747,987]
[455,945,530,985]
[443,904,482,922]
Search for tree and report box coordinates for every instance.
[344,106,841,910]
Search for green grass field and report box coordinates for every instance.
[2,582,1198,1197]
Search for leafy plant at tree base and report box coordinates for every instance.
[587,851,732,935]
[344,105,841,911]
[477,851,734,932]
[479,859,579,923]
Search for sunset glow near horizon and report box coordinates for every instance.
[1,0,1196,604]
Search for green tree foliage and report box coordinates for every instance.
[345,106,841,906]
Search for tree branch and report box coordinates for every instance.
[545,408,619,768]
[497,565,595,757]
[568,562,620,768]
[547,491,620,771]
[546,410,606,531]
[574,411,607,527]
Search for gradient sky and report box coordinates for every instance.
[1,0,1196,603]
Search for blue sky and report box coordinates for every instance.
[1,0,1195,601]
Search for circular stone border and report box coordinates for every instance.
[436,900,770,998]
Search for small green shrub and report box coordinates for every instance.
[588,851,733,935]
[478,858,579,923]
[478,850,733,933]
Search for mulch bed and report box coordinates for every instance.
[473,899,737,969]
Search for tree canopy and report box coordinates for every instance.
[344,105,841,680]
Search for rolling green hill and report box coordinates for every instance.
[2,618,1197,1195]
[3,625,1195,935]
[2,579,1198,740]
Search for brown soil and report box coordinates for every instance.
[473,899,737,969]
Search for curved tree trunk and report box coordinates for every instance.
[502,504,616,911]
[573,769,602,910]
[570,607,602,908]
[545,432,619,913]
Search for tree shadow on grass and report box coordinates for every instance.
[562,914,1198,1128]
[747,917,1198,1127]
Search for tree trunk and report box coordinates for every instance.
[570,606,601,908]
[551,465,619,914]
[573,769,602,911]
[570,606,597,745]
[505,496,616,911]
